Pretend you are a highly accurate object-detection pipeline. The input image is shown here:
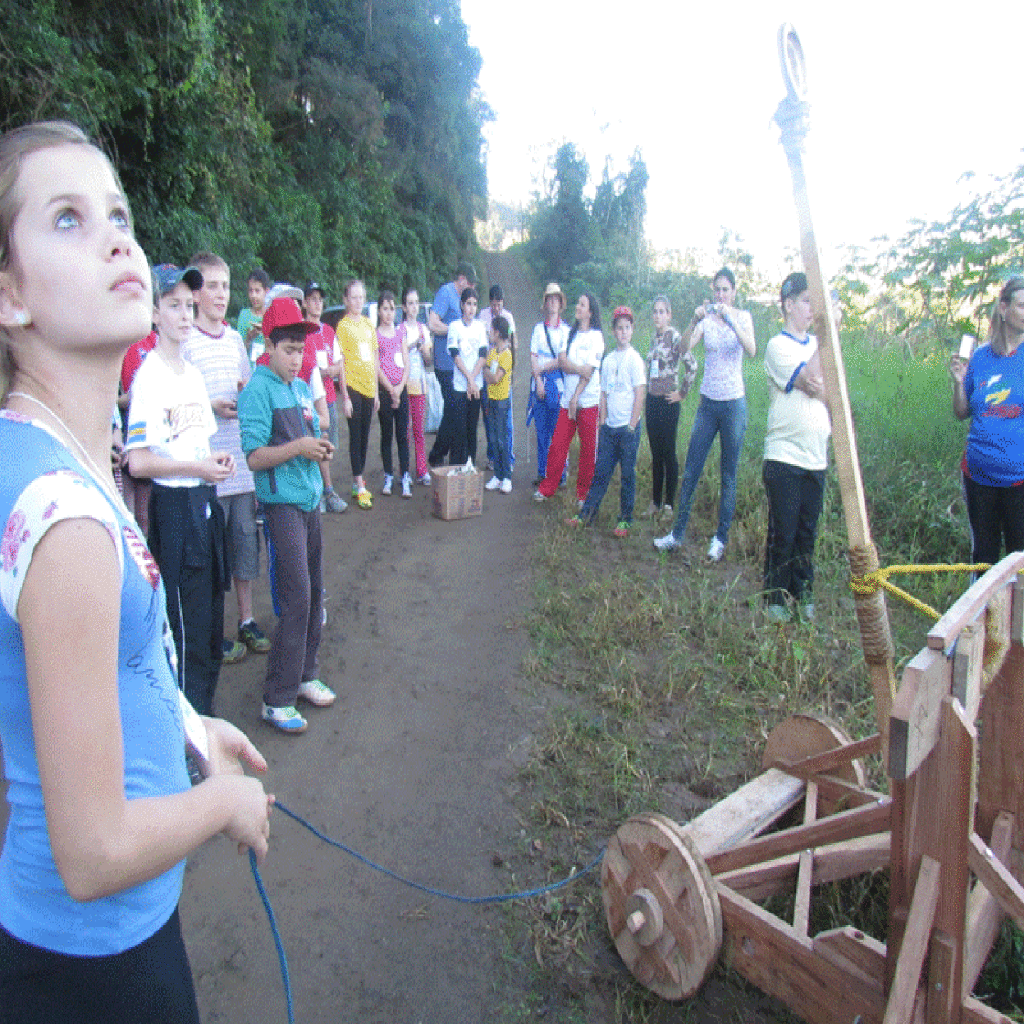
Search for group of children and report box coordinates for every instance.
[123,262,522,737]
[122,257,336,735]
[528,275,834,622]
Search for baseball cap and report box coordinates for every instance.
[304,281,325,299]
[262,296,319,339]
[152,264,203,299]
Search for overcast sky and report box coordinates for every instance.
[460,0,1024,277]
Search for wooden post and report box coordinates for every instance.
[774,24,896,738]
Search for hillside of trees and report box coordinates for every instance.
[0,0,489,311]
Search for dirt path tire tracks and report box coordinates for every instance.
[180,251,552,1023]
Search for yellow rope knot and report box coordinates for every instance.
[849,563,992,620]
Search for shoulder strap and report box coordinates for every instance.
[543,325,557,359]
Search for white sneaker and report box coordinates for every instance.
[382,474,394,496]
[401,473,412,498]
[419,473,432,486]
[485,476,501,491]
[297,679,336,707]
[707,537,725,562]
[261,703,308,734]
[533,489,546,502]
[500,479,512,494]
[653,532,680,552]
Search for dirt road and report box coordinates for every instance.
[180,251,548,1023]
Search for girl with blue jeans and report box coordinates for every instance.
[654,268,756,560]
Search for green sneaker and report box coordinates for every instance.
[613,521,630,538]
[239,619,271,654]
[222,638,246,664]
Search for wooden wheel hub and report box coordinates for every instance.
[602,813,722,1000]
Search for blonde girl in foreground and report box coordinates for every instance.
[0,121,272,1024]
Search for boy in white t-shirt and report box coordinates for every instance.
[126,264,235,715]
[568,306,646,537]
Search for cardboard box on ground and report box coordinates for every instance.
[431,465,483,520]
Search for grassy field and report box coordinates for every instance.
[498,328,1024,1022]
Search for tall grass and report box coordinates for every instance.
[501,328,1023,1022]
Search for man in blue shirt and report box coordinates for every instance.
[428,261,476,466]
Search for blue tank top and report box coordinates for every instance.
[0,412,189,954]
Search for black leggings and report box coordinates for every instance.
[963,472,1024,564]
[347,386,375,478]
[378,385,410,476]
[645,393,681,507]
[0,908,200,1024]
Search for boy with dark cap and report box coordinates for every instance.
[126,264,234,715]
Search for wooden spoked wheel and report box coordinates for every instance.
[762,713,866,816]
[602,812,722,1000]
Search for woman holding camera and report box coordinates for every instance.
[654,267,756,561]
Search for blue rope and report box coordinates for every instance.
[274,799,604,903]
[249,850,294,1024]
[248,798,604,1022]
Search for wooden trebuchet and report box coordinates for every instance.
[603,554,1024,1024]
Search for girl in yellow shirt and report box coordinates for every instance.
[336,279,378,508]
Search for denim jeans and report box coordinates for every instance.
[484,391,515,470]
[485,397,512,479]
[580,423,642,524]
[670,395,747,543]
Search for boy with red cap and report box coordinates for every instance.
[239,297,337,733]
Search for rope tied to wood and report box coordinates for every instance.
[846,544,896,666]
[848,553,991,621]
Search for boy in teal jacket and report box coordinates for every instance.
[239,297,337,733]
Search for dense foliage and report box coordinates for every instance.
[0,0,489,310]
[839,162,1024,346]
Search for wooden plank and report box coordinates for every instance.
[896,698,974,1008]
[927,554,1024,653]
[952,623,984,720]
[718,832,890,902]
[888,776,913,991]
[719,884,887,1024]
[769,731,881,775]
[1012,579,1024,646]
[706,798,891,877]
[684,768,804,861]
[926,931,955,1024]
[793,781,818,936]
[813,926,886,996]
[963,812,1014,996]
[981,584,1012,697]
[932,701,975,943]
[889,647,951,782]
[883,855,940,1024]
[967,832,1024,932]
[962,994,1016,1024]
[976,642,1024,854]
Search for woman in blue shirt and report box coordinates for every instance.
[950,276,1024,564]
